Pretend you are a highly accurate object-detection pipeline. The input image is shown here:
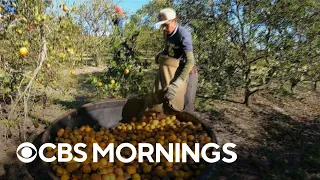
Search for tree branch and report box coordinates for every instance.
[7,24,47,141]
[249,55,267,64]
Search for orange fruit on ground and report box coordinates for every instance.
[45,151,54,158]
[165,167,173,172]
[91,162,100,171]
[168,135,177,141]
[106,162,113,167]
[90,173,101,180]
[142,165,152,173]
[57,129,64,137]
[96,136,102,142]
[141,163,148,168]
[106,167,114,173]
[156,168,167,177]
[85,126,92,133]
[114,168,123,176]
[205,136,211,142]
[62,169,68,175]
[81,164,91,174]
[165,161,173,167]
[132,173,141,180]
[144,126,150,131]
[60,174,70,180]
[80,126,86,131]
[99,158,108,167]
[199,135,205,141]
[116,160,124,168]
[102,174,116,180]
[101,175,107,180]
[84,136,91,143]
[19,47,28,56]
[136,125,142,130]
[126,165,136,175]
[71,170,83,179]
[56,167,64,176]
[99,168,109,174]
[63,132,69,139]
[127,125,132,130]
[83,174,90,179]
[108,138,115,143]
[187,135,195,141]
[116,176,125,180]
[66,163,77,173]
[155,166,163,170]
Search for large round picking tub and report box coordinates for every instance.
[27,99,217,180]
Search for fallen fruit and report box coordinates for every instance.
[19,47,28,56]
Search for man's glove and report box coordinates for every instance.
[164,78,184,101]
[164,83,178,100]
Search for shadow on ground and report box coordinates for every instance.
[53,95,91,109]
[206,102,320,180]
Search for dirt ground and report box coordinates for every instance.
[0,66,319,180]
[199,89,320,180]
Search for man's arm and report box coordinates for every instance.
[174,30,195,84]
[164,29,195,101]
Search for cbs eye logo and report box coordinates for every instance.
[16,142,37,163]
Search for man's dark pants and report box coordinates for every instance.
[184,67,198,113]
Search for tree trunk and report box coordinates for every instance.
[290,79,299,94]
[244,88,250,106]
[243,66,251,106]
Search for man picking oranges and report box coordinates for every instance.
[142,8,198,115]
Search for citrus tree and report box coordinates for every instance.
[0,0,84,141]
[140,0,320,106]
[89,18,153,99]
[72,0,115,66]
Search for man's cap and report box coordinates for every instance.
[155,8,177,26]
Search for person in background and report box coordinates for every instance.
[113,5,125,31]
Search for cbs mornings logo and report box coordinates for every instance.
[17,142,237,164]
